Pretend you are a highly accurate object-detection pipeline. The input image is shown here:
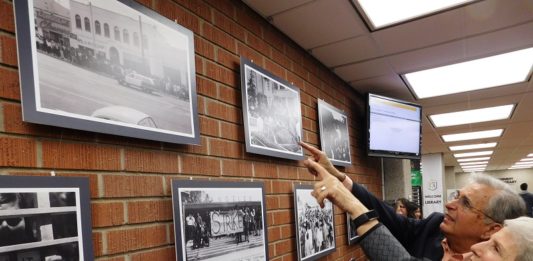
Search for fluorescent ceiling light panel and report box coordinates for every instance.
[519,158,533,162]
[404,47,533,98]
[528,153,533,157]
[463,168,485,172]
[460,161,488,166]
[513,161,533,166]
[449,142,497,151]
[461,164,487,169]
[430,105,514,127]
[442,129,503,142]
[354,0,474,29]
[454,151,493,158]
[509,166,533,169]
[457,157,491,162]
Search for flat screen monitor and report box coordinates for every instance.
[367,93,422,159]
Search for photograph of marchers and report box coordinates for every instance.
[0,176,93,261]
[240,57,304,161]
[172,180,268,261]
[318,99,352,166]
[294,185,335,261]
[14,0,199,144]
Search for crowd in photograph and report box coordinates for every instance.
[298,206,334,258]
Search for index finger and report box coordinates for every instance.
[304,159,329,180]
[299,142,322,157]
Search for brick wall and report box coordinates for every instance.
[0,0,382,260]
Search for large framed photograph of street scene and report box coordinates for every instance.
[0,176,93,261]
[294,184,335,261]
[13,0,199,145]
[171,180,268,261]
[240,57,304,161]
[318,99,352,167]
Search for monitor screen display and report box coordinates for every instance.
[367,93,422,159]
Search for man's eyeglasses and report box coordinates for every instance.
[447,190,498,223]
[0,217,23,227]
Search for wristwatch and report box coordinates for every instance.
[350,209,378,228]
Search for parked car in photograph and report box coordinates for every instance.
[118,72,158,94]
[91,106,158,128]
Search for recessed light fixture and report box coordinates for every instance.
[404,47,533,98]
[353,0,474,30]
[430,105,514,127]
[460,161,488,166]
[442,129,503,142]
[449,142,497,151]
[454,151,493,158]
[457,157,491,162]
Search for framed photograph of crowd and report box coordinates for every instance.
[293,184,335,261]
[0,175,93,261]
[240,56,304,161]
[171,180,268,261]
[13,0,199,145]
[317,99,352,166]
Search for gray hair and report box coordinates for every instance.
[504,217,533,261]
[469,173,526,224]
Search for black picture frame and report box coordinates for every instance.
[293,184,335,261]
[14,0,199,145]
[317,99,352,167]
[0,175,93,261]
[171,180,268,261]
[240,56,304,161]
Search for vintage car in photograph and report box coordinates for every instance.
[118,72,158,94]
[91,106,158,128]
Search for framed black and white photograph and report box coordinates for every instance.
[318,99,352,166]
[240,57,304,161]
[346,213,359,245]
[171,180,268,261]
[14,0,199,145]
[0,175,93,261]
[294,184,335,261]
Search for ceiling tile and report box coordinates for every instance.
[241,0,313,17]
[311,36,380,67]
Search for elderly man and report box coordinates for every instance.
[301,142,526,261]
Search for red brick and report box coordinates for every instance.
[278,194,292,209]
[265,59,285,80]
[217,48,239,71]
[92,231,103,257]
[253,162,277,179]
[209,138,242,158]
[268,226,281,242]
[218,84,239,105]
[235,5,262,36]
[181,154,220,176]
[195,56,204,75]
[174,0,212,22]
[205,98,241,123]
[286,71,305,91]
[195,36,215,60]
[271,48,291,70]
[196,76,217,98]
[246,32,270,57]
[0,1,15,32]
[264,27,286,53]
[106,224,168,254]
[0,67,19,100]
[221,159,253,177]
[124,149,179,173]
[199,115,219,137]
[0,35,17,66]
[280,224,293,239]
[205,0,234,18]
[103,175,164,198]
[271,180,293,194]
[213,11,245,41]
[57,172,99,198]
[92,202,125,227]
[205,61,238,87]
[130,247,176,261]
[237,42,264,65]
[41,141,121,170]
[219,121,242,141]
[0,136,36,167]
[2,102,57,136]
[127,199,173,224]
[271,210,292,225]
[274,239,294,255]
[154,0,200,34]
[202,23,236,53]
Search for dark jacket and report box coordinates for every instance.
[352,183,444,261]
[519,191,533,217]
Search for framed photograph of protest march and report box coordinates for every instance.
[318,99,352,166]
[171,180,268,261]
[13,0,199,145]
[293,184,335,261]
[0,175,93,261]
[240,56,304,161]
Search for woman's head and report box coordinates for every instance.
[468,216,533,261]
[395,198,419,219]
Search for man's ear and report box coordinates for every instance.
[481,223,502,240]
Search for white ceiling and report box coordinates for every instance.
[242,0,533,172]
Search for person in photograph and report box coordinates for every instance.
[300,142,526,261]
[0,193,35,247]
[304,222,314,257]
[185,213,196,244]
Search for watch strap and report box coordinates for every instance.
[351,209,378,228]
